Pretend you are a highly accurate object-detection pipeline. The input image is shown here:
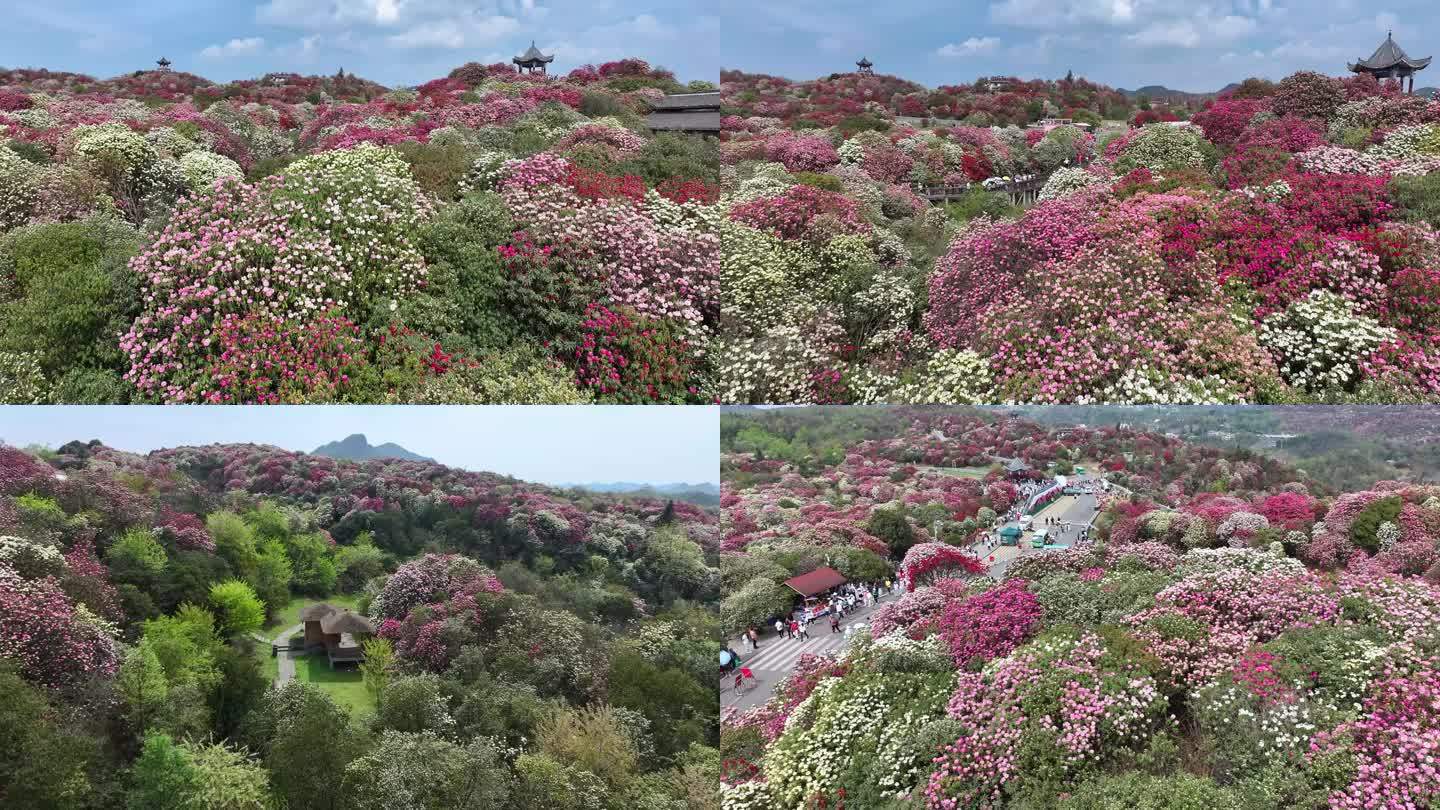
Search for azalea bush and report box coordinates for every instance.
[719,66,1440,403]
[0,57,717,402]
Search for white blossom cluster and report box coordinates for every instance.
[1260,290,1396,393]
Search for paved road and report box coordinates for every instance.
[724,596,893,711]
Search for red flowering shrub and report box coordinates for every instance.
[657,177,720,205]
[572,304,697,403]
[1192,98,1269,147]
[563,166,647,202]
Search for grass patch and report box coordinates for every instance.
[292,655,374,716]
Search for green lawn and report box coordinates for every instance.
[261,593,360,635]
[292,655,375,716]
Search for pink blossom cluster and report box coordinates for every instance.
[936,579,1042,668]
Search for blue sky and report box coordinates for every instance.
[2,0,718,86]
[721,0,1438,92]
[0,406,719,486]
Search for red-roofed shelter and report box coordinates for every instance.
[784,566,848,597]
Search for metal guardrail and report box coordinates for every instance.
[914,174,1048,207]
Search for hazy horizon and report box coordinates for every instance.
[4,0,719,86]
[721,0,1436,92]
[0,406,718,487]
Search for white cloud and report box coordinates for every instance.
[199,37,266,60]
[990,0,1142,28]
[386,15,521,48]
[1128,14,1256,48]
[936,36,1002,57]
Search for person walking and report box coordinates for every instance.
[830,615,841,634]
[748,627,760,650]
[788,619,799,640]
[774,618,785,639]
[798,620,810,641]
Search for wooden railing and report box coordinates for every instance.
[914,173,1049,208]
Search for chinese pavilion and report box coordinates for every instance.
[856,56,874,75]
[1349,31,1431,94]
[513,41,555,75]
[155,57,172,73]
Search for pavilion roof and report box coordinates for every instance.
[857,57,873,66]
[300,602,339,621]
[1350,33,1431,72]
[320,609,376,636]
[514,42,554,64]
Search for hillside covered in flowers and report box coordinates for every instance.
[0,58,718,404]
[720,406,1440,809]
[0,439,720,808]
[719,68,1440,404]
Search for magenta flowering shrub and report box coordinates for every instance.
[201,312,367,404]
[936,579,1042,668]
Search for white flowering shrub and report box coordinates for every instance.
[0,351,48,403]
[0,145,39,231]
[1113,123,1209,173]
[177,151,244,191]
[1260,290,1396,393]
[458,149,514,194]
[1038,166,1103,201]
[891,348,996,404]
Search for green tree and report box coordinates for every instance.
[117,640,169,736]
[207,512,259,582]
[0,666,101,808]
[185,739,272,810]
[719,576,791,636]
[375,673,451,735]
[341,730,511,810]
[359,637,395,707]
[110,528,167,580]
[607,651,714,759]
[126,732,197,810]
[285,532,338,595]
[867,508,916,557]
[245,682,365,810]
[251,539,293,621]
[537,705,639,791]
[209,580,265,637]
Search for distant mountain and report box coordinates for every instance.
[312,434,433,463]
[1418,87,1437,99]
[561,481,721,506]
[1117,84,1219,102]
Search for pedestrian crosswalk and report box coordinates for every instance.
[733,626,856,675]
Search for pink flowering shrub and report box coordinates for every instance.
[869,586,950,638]
[1310,671,1440,809]
[927,631,1165,807]
[728,184,870,241]
[763,131,839,172]
[0,564,119,690]
[371,553,501,621]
